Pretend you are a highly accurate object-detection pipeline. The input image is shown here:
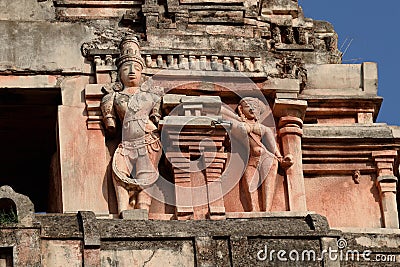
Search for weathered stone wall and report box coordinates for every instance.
[1,188,399,266]
[32,212,400,266]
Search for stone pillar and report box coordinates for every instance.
[372,151,399,228]
[78,211,100,267]
[273,99,308,211]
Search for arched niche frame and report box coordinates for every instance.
[0,186,34,226]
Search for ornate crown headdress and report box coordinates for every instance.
[116,36,145,69]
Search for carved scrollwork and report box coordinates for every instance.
[81,42,96,57]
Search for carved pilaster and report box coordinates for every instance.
[273,99,307,211]
[204,152,228,220]
[160,96,229,220]
[169,152,194,220]
[163,126,229,220]
[82,48,119,130]
[372,151,399,228]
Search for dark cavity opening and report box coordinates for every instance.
[0,87,61,212]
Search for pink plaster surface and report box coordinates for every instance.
[305,175,382,228]
[222,152,246,212]
[317,117,356,125]
[57,106,110,214]
[0,75,58,88]
[270,174,288,211]
[223,156,288,212]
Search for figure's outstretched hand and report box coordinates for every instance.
[279,154,294,170]
[150,114,160,126]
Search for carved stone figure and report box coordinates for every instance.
[326,33,338,52]
[276,55,307,90]
[272,25,282,44]
[222,97,293,211]
[276,56,292,78]
[297,60,307,92]
[297,28,307,45]
[101,36,163,216]
[283,27,295,44]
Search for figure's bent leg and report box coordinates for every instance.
[135,153,159,186]
[249,169,261,211]
[112,147,135,215]
[148,141,162,168]
[242,166,261,211]
[112,177,130,216]
[133,146,162,211]
[262,157,279,212]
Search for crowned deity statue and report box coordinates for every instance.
[100,36,164,216]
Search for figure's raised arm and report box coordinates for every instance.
[220,104,240,122]
[220,104,250,147]
[101,91,117,135]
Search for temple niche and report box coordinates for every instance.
[0,0,400,266]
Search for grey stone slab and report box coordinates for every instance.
[305,64,362,92]
[78,211,100,247]
[120,209,149,220]
[36,214,83,238]
[0,21,94,72]
[303,124,394,139]
[339,231,400,256]
[160,116,222,127]
[275,43,314,51]
[0,0,55,21]
[187,5,245,11]
[362,62,378,95]
[390,126,400,138]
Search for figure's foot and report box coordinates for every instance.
[279,154,294,169]
[118,209,127,219]
[136,191,152,211]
